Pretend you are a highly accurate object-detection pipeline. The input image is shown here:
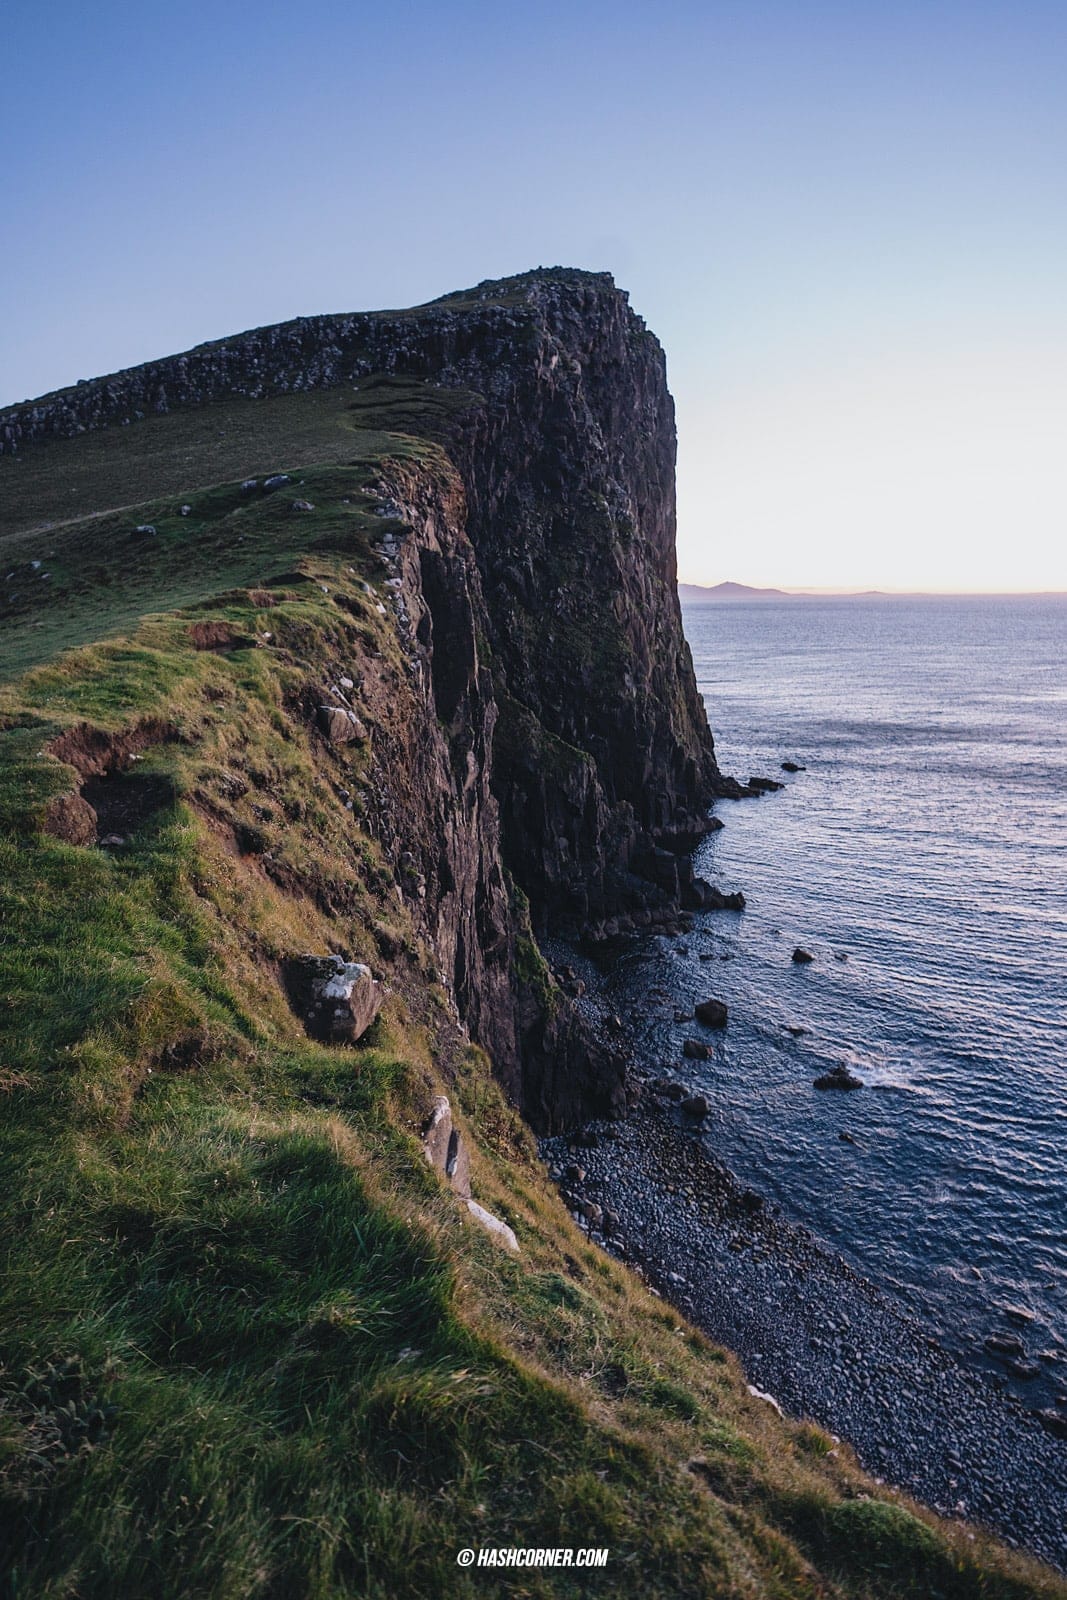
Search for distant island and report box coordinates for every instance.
[679,580,789,601]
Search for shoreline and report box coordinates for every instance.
[541,965,1067,1573]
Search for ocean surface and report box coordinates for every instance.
[620,596,1067,1401]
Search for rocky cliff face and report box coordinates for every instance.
[1,268,730,1128]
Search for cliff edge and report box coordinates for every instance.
[0,268,729,1130]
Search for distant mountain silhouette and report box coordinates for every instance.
[678,580,789,601]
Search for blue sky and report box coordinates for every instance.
[4,1,1066,589]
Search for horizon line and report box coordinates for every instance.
[678,580,1067,598]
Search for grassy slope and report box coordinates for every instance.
[0,398,1063,1600]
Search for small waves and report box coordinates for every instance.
[653,596,1067,1394]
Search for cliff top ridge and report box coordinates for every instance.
[1,266,628,419]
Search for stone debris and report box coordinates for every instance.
[317,705,367,744]
[285,954,382,1044]
[466,1199,519,1251]
[421,1095,471,1200]
[747,1384,784,1416]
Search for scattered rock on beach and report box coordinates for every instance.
[985,1333,1026,1359]
[681,1094,710,1120]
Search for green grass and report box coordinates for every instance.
[0,397,1063,1598]
[0,378,476,542]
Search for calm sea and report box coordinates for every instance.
[628,597,1066,1396]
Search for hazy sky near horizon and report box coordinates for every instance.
[4,1,1066,591]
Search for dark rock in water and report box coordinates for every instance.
[985,1333,1027,1359]
[748,775,784,792]
[838,1130,858,1144]
[785,1024,808,1036]
[650,1078,687,1101]
[682,1038,713,1061]
[1002,1305,1036,1325]
[1007,1359,1041,1381]
[707,816,725,831]
[781,760,805,773]
[682,877,746,912]
[284,954,383,1044]
[834,951,849,962]
[1035,1409,1067,1440]
[673,1008,692,1023]
[813,1064,862,1090]
[792,947,814,964]
[680,1094,710,1120]
[695,998,728,1029]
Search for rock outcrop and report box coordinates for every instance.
[2,269,731,1132]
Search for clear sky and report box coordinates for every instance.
[4,1,1066,591]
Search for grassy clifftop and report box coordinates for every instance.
[0,391,1063,1598]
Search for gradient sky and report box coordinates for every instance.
[4,1,1066,591]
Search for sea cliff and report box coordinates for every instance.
[0,273,1060,1599]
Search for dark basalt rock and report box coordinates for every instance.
[814,1064,863,1090]
[682,1039,713,1061]
[792,947,815,964]
[694,998,728,1029]
[781,760,805,773]
[682,878,745,912]
[748,775,784,792]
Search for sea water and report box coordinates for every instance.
[622,596,1066,1396]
